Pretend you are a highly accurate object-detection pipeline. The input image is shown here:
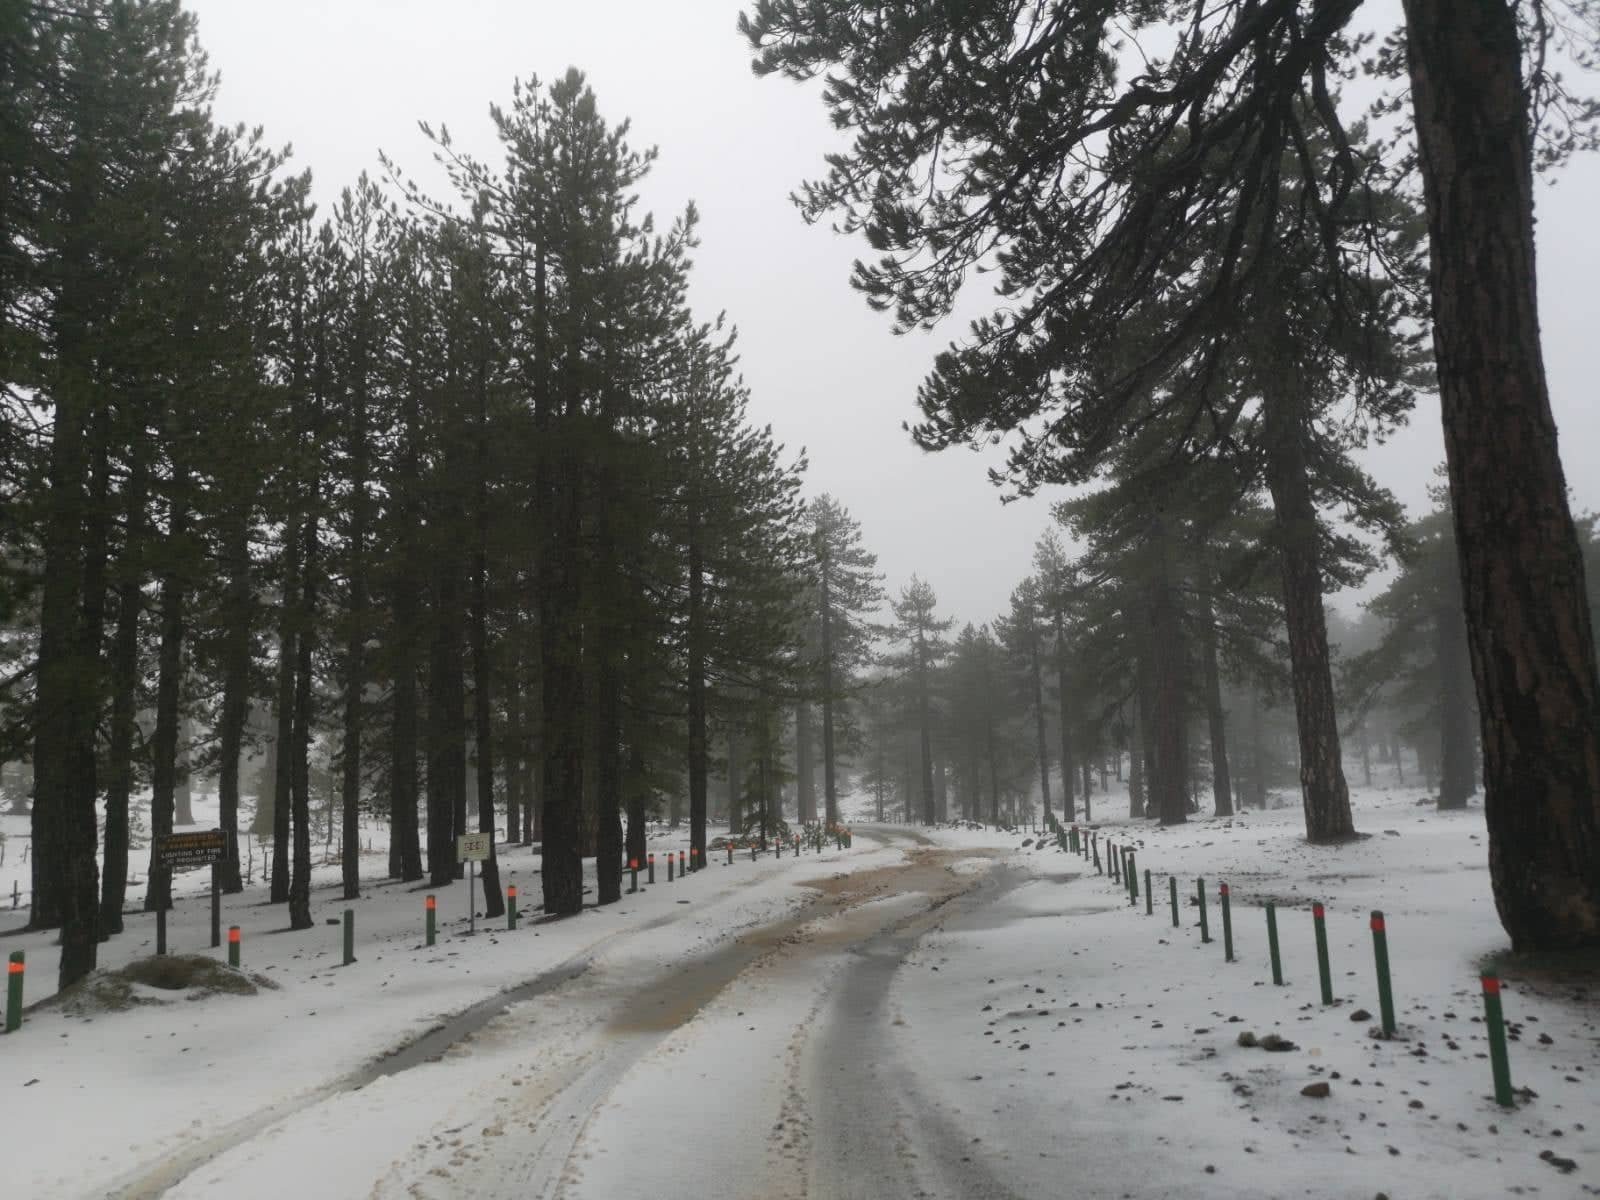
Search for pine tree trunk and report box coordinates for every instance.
[1403,0,1600,947]
[470,339,504,918]
[1199,581,1234,817]
[216,510,251,894]
[916,637,936,825]
[1029,636,1052,820]
[505,661,524,850]
[1147,544,1189,826]
[287,509,319,932]
[727,728,742,834]
[686,508,709,865]
[1264,392,1355,842]
[144,489,189,915]
[626,734,647,868]
[1054,609,1076,821]
[819,571,840,827]
[796,701,816,824]
[174,720,194,827]
[270,545,296,904]
[427,555,467,890]
[1128,706,1145,820]
[471,553,506,918]
[101,447,148,933]
[389,569,425,882]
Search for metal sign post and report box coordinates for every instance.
[457,832,492,937]
[155,830,228,958]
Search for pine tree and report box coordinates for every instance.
[887,576,951,824]
[802,495,884,827]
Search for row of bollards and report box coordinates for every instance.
[5,827,857,1036]
[1049,815,1518,1108]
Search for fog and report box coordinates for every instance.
[184,0,1600,625]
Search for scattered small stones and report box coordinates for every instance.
[1539,1150,1578,1174]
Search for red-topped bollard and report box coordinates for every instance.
[1482,976,1515,1106]
[1370,910,1396,1036]
[227,925,241,968]
[679,850,687,877]
[425,894,437,947]
[7,950,25,1033]
[507,884,519,929]
[1313,902,1334,1005]
[647,852,656,885]
[629,858,639,894]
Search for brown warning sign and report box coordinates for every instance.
[157,829,228,871]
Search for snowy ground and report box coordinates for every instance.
[2,781,1597,1199]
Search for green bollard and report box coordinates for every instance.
[1220,882,1234,962]
[227,926,241,969]
[1312,902,1334,1005]
[508,885,519,929]
[1127,851,1139,906]
[343,909,355,966]
[1169,875,1179,928]
[1370,911,1397,1037]
[1092,836,1101,874]
[5,950,23,1033]
[1481,976,1515,1106]
[1197,877,1211,943]
[1266,902,1284,985]
[1144,869,1153,916]
[425,895,437,947]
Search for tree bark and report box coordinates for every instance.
[819,570,841,827]
[1264,392,1355,842]
[101,446,148,932]
[686,505,709,867]
[1403,0,1600,946]
[216,508,251,893]
[144,487,189,915]
[1053,609,1076,821]
[270,526,297,905]
[1029,632,1052,820]
[1198,580,1234,817]
[796,701,816,824]
[287,505,319,932]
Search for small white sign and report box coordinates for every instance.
[457,832,492,862]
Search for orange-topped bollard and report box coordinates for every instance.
[6,950,24,1033]
[507,884,519,929]
[425,894,437,947]
[679,850,687,877]
[227,925,241,968]
[647,852,656,885]
[629,858,639,894]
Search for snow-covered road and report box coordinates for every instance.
[138,827,1024,1200]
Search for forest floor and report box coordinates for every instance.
[2,778,1597,1199]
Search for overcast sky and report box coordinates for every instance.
[183,0,1600,629]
